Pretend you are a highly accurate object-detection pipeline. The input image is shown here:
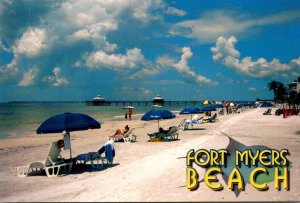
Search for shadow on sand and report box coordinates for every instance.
[184,128,206,131]
[70,163,120,175]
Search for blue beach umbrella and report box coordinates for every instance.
[237,103,245,109]
[260,102,274,108]
[180,107,203,114]
[200,105,216,116]
[37,112,101,158]
[200,105,217,112]
[213,103,225,109]
[180,107,203,119]
[141,109,175,130]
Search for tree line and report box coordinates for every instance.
[267,77,300,108]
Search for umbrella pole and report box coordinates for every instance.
[67,132,72,159]
[64,132,72,159]
[158,119,160,131]
[69,143,72,159]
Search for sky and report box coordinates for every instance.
[0,0,300,102]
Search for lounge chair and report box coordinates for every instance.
[177,118,187,131]
[114,128,136,143]
[219,108,225,115]
[16,142,73,177]
[263,108,272,115]
[148,126,179,141]
[184,115,203,129]
[162,126,179,140]
[76,141,115,169]
[203,113,218,123]
[75,152,110,169]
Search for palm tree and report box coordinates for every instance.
[294,76,300,82]
[268,80,278,100]
[277,82,287,102]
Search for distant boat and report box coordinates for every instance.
[85,95,110,106]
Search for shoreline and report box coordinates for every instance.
[0,108,299,201]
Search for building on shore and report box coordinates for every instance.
[152,95,165,106]
[288,82,300,93]
[85,95,110,106]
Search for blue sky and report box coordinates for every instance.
[0,0,300,102]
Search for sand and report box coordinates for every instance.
[0,108,299,201]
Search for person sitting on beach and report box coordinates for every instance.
[159,126,172,134]
[57,139,64,148]
[109,125,130,140]
[91,139,115,164]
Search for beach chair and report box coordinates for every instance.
[219,108,225,115]
[148,126,179,141]
[76,142,115,169]
[184,115,203,129]
[75,152,109,169]
[177,118,187,131]
[123,128,137,143]
[263,108,272,115]
[161,126,179,141]
[16,142,73,177]
[114,128,136,143]
[203,113,218,123]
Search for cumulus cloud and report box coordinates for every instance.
[247,87,257,93]
[138,87,152,95]
[211,36,300,79]
[165,7,187,16]
[118,86,152,96]
[157,47,217,86]
[0,0,168,87]
[0,40,9,52]
[43,67,69,87]
[85,48,145,70]
[171,9,300,43]
[121,46,217,86]
[18,67,39,86]
[13,28,47,57]
[0,58,19,84]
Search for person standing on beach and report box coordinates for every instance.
[128,109,132,120]
[125,112,128,120]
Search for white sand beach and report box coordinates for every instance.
[0,108,299,202]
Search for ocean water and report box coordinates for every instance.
[0,101,202,139]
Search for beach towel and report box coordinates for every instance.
[63,133,71,150]
[105,144,115,163]
[97,143,115,163]
[76,153,90,162]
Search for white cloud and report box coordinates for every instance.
[13,28,47,57]
[1,0,167,86]
[171,10,300,43]
[139,87,152,95]
[18,67,39,86]
[85,48,145,70]
[291,57,300,66]
[128,68,160,79]
[0,40,9,52]
[248,87,257,93]
[118,86,152,95]
[0,58,19,84]
[165,6,187,16]
[44,67,69,87]
[157,47,217,86]
[211,36,300,79]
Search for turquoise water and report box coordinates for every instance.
[0,102,199,138]
[0,101,254,138]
